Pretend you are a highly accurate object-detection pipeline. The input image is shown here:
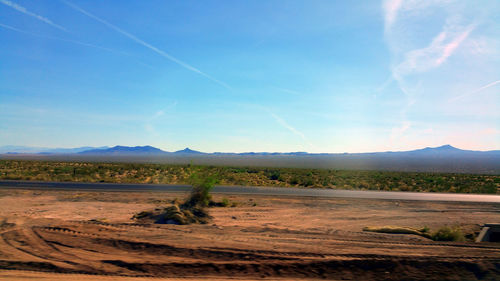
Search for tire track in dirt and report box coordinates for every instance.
[67,220,500,256]
[1,220,499,280]
[37,224,500,261]
[36,228,302,262]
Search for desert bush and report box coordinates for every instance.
[431,226,465,242]
[182,167,219,208]
[220,197,230,207]
[420,226,430,233]
[268,170,281,181]
[289,177,299,185]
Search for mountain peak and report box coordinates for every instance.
[423,144,460,151]
[403,144,466,155]
[174,147,204,154]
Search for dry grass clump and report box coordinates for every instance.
[133,204,210,225]
[363,226,432,239]
[363,225,466,242]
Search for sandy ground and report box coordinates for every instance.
[0,189,499,280]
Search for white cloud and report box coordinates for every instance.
[381,0,490,146]
[393,24,475,79]
[383,0,403,31]
[0,0,67,31]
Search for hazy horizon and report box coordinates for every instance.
[1,143,499,154]
[1,0,499,153]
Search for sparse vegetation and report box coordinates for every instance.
[220,197,230,207]
[363,226,432,239]
[134,167,219,225]
[363,225,468,242]
[0,160,498,194]
[431,226,466,242]
[182,167,219,208]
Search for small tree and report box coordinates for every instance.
[182,167,219,208]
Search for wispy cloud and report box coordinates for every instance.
[435,26,475,65]
[61,0,231,90]
[269,112,306,140]
[382,1,473,144]
[372,75,394,98]
[272,87,301,95]
[449,79,500,102]
[393,24,475,79]
[390,121,411,143]
[1,22,158,70]
[382,0,402,31]
[267,111,315,150]
[0,0,67,32]
[144,102,178,136]
[0,22,22,32]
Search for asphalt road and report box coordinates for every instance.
[0,180,499,203]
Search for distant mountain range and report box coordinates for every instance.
[78,146,207,155]
[1,144,499,174]
[0,146,110,154]
[0,144,498,156]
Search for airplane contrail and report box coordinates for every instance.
[0,23,118,53]
[269,112,306,140]
[450,79,500,102]
[61,0,231,90]
[0,0,67,32]
[267,111,316,149]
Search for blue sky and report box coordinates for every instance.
[0,0,499,153]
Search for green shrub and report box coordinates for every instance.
[431,226,465,242]
[268,171,281,181]
[182,168,219,208]
[420,226,430,233]
[221,197,230,207]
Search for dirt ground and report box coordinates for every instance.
[0,189,499,280]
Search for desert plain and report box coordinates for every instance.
[0,188,498,280]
